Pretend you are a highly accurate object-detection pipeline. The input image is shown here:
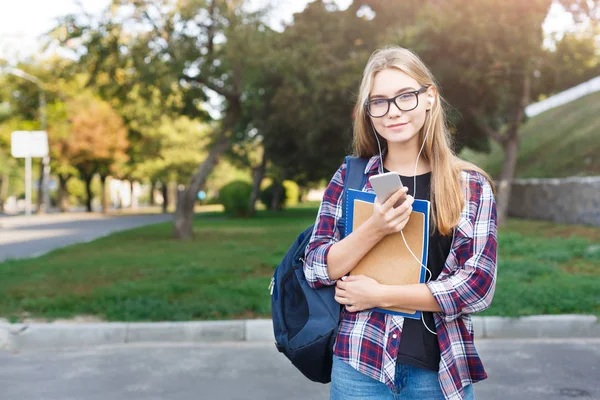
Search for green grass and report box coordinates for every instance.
[0,209,598,321]
[461,91,600,178]
[482,219,600,317]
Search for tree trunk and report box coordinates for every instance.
[299,186,308,203]
[58,174,71,212]
[271,179,284,211]
[36,160,45,214]
[100,175,110,214]
[496,71,531,226]
[130,180,136,210]
[0,173,8,213]
[168,181,178,211]
[173,96,240,240]
[248,150,267,216]
[173,132,231,240]
[161,181,169,213]
[149,180,156,206]
[84,174,94,212]
[496,137,519,226]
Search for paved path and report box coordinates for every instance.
[0,213,172,261]
[1,339,598,400]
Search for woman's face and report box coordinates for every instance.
[367,68,432,147]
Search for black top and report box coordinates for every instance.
[382,167,453,372]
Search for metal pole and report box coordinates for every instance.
[25,156,32,216]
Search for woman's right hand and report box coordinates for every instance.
[370,187,414,238]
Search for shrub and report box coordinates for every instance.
[260,180,301,210]
[260,182,287,210]
[218,180,253,216]
[282,180,300,207]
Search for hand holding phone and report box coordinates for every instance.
[369,172,407,208]
[368,172,414,237]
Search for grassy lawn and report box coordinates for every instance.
[1,207,598,322]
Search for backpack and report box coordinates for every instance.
[269,156,369,383]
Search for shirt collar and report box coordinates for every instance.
[364,149,386,175]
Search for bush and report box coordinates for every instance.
[260,180,300,210]
[282,180,300,207]
[218,180,253,217]
[260,182,287,210]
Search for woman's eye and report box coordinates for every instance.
[372,99,386,106]
[398,94,412,101]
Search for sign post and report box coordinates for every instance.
[10,131,49,216]
[25,156,32,215]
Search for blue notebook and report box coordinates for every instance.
[344,189,430,319]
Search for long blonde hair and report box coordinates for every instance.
[352,47,494,235]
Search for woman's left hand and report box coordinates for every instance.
[335,275,383,312]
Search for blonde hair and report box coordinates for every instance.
[352,46,494,235]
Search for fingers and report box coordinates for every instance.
[393,214,411,232]
[334,294,358,312]
[383,195,413,225]
[334,293,350,304]
[382,187,408,212]
[389,195,414,219]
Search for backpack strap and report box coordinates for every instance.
[339,155,370,238]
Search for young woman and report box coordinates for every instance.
[304,46,497,400]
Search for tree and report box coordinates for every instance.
[52,93,128,212]
[51,0,272,239]
[260,1,379,186]
[535,32,600,99]
[0,63,58,213]
[396,0,554,225]
[45,99,78,212]
[0,119,24,212]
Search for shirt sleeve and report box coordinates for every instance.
[303,162,347,289]
[426,171,498,322]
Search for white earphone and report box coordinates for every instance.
[427,97,434,111]
[370,99,438,335]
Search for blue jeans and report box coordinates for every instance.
[330,356,474,399]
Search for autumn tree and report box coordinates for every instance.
[52,93,128,212]
[51,0,273,239]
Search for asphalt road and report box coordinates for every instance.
[1,339,599,400]
[0,213,172,261]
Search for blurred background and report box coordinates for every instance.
[0,0,598,223]
[0,0,600,400]
[0,1,599,399]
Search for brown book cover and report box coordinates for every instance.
[348,198,428,315]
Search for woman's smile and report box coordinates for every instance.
[385,121,409,130]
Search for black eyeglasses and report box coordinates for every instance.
[365,86,429,118]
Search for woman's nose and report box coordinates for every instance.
[387,102,403,118]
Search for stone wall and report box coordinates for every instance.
[508,176,600,226]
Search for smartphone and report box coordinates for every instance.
[369,172,406,207]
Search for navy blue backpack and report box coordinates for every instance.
[270,156,369,383]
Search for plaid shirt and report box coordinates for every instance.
[304,155,498,400]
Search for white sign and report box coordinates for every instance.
[11,131,49,158]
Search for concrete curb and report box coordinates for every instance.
[1,315,598,351]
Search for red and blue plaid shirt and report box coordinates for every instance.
[304,155,498,400]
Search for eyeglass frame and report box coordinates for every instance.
[364,86,430,118]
